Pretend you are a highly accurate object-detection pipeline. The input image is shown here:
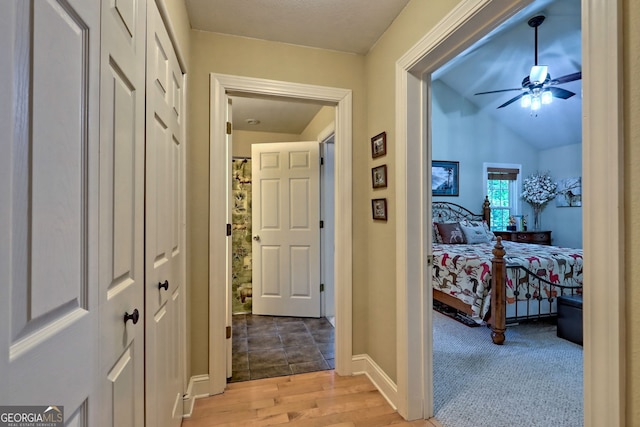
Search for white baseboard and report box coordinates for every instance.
[351,354,398,410]
[182,374,210,418]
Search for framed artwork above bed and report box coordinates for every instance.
[432,160,459,196]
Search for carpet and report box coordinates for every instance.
[433,311,583,427]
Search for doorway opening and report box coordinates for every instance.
[429,0,584,424]
[226,98,337,381]
[395,0,623,423]
[208,74,353,395]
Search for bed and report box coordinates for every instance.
[432,198,583,344]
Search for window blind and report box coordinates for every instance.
[487,167,519,181]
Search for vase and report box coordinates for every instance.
[532,206,542,231]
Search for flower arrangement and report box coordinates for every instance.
[521,171,557,230]
[521,171,558,207]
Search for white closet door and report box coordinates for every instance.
[145,2,186,427]
[0,0,100,423]
[98,0,147,425]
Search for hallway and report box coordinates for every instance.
[230,314,335,382]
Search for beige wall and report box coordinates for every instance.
[187,30,367,376]
[300,106,335,141]
[624,0,639,423]
[362,0,462,380]
[182,3,640,420]
[157,0,191,70]
[232,130,302,158]
[232,105,335,158]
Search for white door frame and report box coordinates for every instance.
[209,73,353,394]
[395,0,624,424]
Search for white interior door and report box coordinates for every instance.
[0,0,100,423]
[252,141,321,317]
[321,140,336,322]
[145,2,185,427]
[98,0,146,425]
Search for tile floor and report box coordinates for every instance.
[230,314,335,382]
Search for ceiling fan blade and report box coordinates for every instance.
[550,71,582,85]
[474,88,522,96]
[549,86,576,99]
[497,93,525,109]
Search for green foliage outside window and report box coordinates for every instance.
[487,179,512,230]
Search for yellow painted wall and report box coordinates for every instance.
[300,106,335,141]
[624,0,640,423]
[232,130,302,158]
[183,4,640,418]
[157,0,191,70]
[186,31,367,376]
[361,0,462,380]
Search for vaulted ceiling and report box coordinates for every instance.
[185,0,581,149]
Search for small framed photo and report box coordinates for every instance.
[372,165,387,188]
[371,132,387,158]
[372,198,388,221]
[432,160,459,196]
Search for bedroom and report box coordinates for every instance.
[431,0,582,250]
[427,0,585,422]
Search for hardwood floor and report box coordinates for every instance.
[183,370,441,426]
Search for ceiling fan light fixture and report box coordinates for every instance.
[521,93,532,108]
[531,96,542,111]
[541,90,553,104]
[529,65,548,84]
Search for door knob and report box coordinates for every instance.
[124,308,140,325]
[158,280,169,291]
[253,235,260,241]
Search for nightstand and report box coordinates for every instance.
[492,230,552,245]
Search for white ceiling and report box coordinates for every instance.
[230,96,323,133]
[185,0,411,55]
[185,0,581,148]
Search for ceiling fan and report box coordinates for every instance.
[474,15,582,110]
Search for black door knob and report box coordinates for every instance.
[158,280,169,291]
[124,309,139,325]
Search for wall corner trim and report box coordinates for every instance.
[182,374,211,418]
[352,354,399,411]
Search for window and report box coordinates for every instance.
[484,163,521,231]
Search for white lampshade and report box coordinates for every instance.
[541,90,553,104]
[531,96,542,111]
[521,93,532,108]
[529,65,549,84]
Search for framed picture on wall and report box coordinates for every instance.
[371,132,387,158]
[372,165,387,188]
[432,160,459,196]
[372,198,388,221]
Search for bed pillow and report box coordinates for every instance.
[482,220,497,241]
[459,220,491,244]
[435,222,466,244]
[460,219,496,242]
[433,223,441,243]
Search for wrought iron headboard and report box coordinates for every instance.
[432,196,491,226]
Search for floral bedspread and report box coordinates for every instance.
[432,241,583,322]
